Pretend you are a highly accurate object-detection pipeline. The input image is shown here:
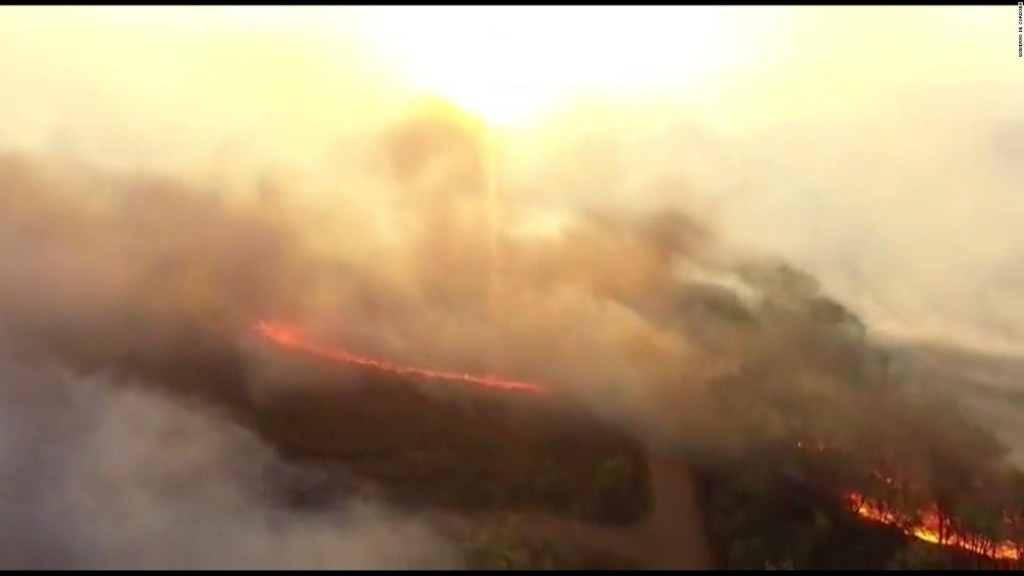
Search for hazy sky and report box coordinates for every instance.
[1,6,1021,354]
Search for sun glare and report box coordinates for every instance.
[48,7,730,129]
[349,7,728,128]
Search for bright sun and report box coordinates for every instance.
[73,7,730,129]
[349,7,728,127]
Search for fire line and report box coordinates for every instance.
[846,492,1021,562]
[794,441,1022,562]
[253,320,547,395]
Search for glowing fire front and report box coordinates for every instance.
[253,320,547,395]
[845,492,1021,561]
[788,440,1023,563]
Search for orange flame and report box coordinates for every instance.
[253,320,547,395]
[846,492,1021,561]
[794,441,1021,563]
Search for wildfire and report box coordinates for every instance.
[791,441,1021,563]
[846,493,1021,562]
[253,320,547,395]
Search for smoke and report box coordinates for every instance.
[0,99,896,570]
[2,6,1021,353]
[0,347,462,569]
[0,151,467,568]
[0,98,889,456]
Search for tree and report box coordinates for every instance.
[996,470,1024,568]
[949,494,1004,559]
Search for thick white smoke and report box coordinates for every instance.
[0,348,462,570]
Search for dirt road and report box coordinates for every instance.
[632,450,711,569]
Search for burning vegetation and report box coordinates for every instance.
[696,369,1024,571]
[845,493,1022,561]
[255,321,547,395]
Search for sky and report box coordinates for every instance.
[1,5,1022,355]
